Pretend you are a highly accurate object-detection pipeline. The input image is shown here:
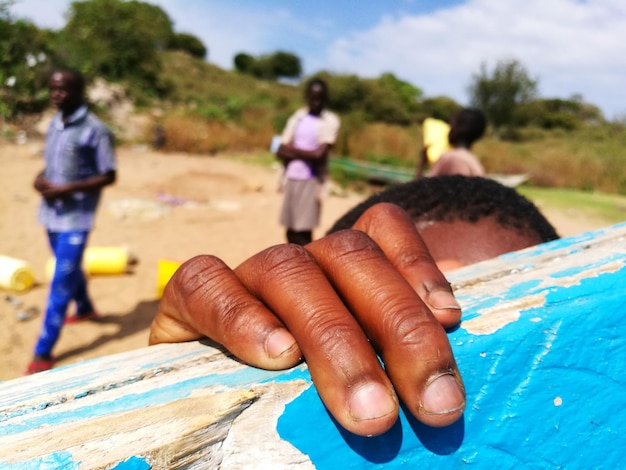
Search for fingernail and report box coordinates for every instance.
[349,383,397,421]
[266,329,297,359]
[427,290,461,311]
[421,373,465,415]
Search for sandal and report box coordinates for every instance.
[65,311,99,324]
[25,357,55,375]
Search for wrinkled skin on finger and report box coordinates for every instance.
[149,203,465,436]
[351,203,462,329]
[150,254,302,370]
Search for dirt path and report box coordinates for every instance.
[0,141,613,380]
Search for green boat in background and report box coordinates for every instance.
[329,157,529,187]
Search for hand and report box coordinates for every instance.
[150,203,465,437]
[33,174,70,200]
[33,171,115,200]
[277,142,330,162]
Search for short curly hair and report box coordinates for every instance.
[449,108,486,147]
[327,175,559,243]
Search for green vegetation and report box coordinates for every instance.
[2,0,625,196]
[477,124,626,194]
[518,186,626,226]
[468,59,538,137]
[234,51,302,81]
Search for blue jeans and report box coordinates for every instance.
[34,231,94,357]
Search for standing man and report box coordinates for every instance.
[276,78,340,246]
[26,69,117,374]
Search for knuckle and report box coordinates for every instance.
[324,229,381,260]
[170,255,229,301]
[169,255,265,339]
[302,306,358,357]
[256,243,317,279]
[218,298,264,339]
[384,305,446,351]
[397,250,436,270]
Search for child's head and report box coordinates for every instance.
[448,108,486,148]
[305,78,328,116]
[328,175,559,271]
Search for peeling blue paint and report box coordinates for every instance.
[2,362,311,435]
[2,224,625,468]
[277,264,626,468]
[112,456,151,469]
[3,452,80,470]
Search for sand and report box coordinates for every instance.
[0,140,612,381]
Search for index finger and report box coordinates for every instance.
[352,203,462,329]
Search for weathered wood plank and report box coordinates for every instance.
[1,222,625,469]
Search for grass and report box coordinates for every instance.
[477,126,626,194]
[518,186,626,225]
[219,149,626,227]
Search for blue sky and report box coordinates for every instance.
[9,0,626,119]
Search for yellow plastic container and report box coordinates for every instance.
[84,247,130,275]
[156,259,182,299]
[423,117,451,163]
[0,255,36,292]
[45,246,132,281]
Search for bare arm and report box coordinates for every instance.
[34,170,116,200]
[276,142,333,164]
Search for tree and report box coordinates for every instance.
[468,59,538,136]
[300,72,426,125]
[312,72,369,114]
[419,96,462,122]
[517,96,604,130]
[58,0,174,86]
[0,17,52,119]
[168,32,207,59]
[0,0,12,17]
[233,51,302,80]
[378,73,423,112]
[233,53,255,74]
[362,73,423,124]
[268,51,301,79]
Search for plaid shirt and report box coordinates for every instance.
[37,105,116,232]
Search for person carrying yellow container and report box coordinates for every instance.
[416,108,486,179]
[25,69,117,375]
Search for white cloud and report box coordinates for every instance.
[326,0,626,118]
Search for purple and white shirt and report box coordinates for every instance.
[284,113,320,180]
[38,105,116,232]
[280,107,340,181]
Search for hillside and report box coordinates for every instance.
[133,53,626,195]
[4,51,626,195]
